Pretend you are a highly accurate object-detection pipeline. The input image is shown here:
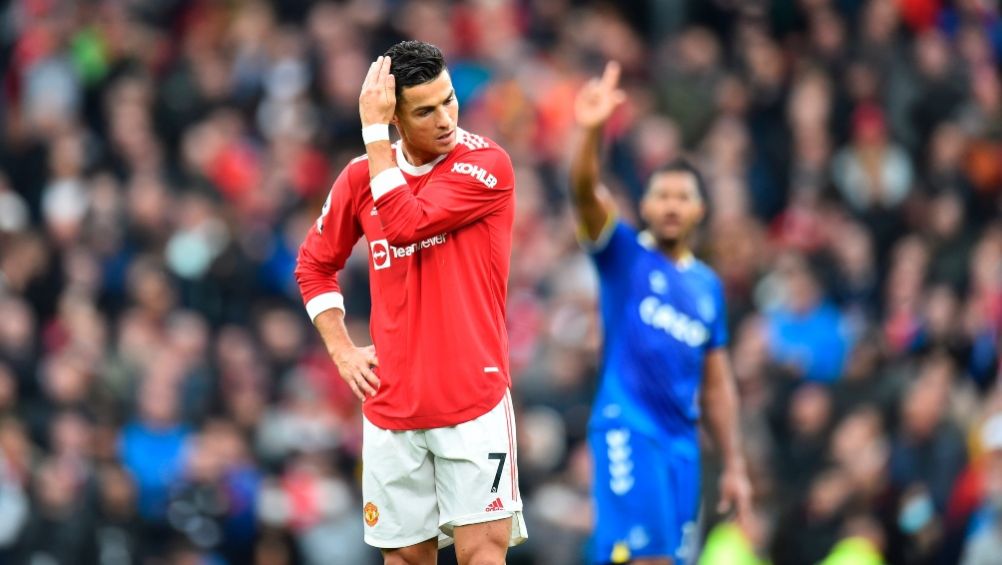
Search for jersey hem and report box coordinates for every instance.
[362,386,508,430]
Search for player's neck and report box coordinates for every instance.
[658,240,693,265]
[399,142,439,167]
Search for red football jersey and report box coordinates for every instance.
[295,129,515,430]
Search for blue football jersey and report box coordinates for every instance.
[588,220,728,442]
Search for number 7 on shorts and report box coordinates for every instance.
[488,452,507,493]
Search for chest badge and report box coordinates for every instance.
[648,271,669,295]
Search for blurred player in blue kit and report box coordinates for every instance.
[570,62,753,565]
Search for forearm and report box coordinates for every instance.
[313,308,356,357]
[359,55,398,186]
[366,138,395,181]
[362,133,420,242]
[570,126,603,207]
[702,364,745,471]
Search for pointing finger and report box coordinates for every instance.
[601,61,621,90]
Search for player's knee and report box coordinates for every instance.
[454,533,508,565]
[457,549,506,565]
[382,553,431,565]
[382,544,437,565]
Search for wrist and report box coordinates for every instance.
[327,335,356,359]
[362,123,390,145]
[723,456,747,475]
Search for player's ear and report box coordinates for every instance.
[639,193,653,224]
[695,203,706,225]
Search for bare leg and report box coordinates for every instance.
[382,537,438,565]
[452,517,512,565]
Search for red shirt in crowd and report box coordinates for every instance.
[295,129,515,430]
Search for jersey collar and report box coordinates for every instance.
[638,230,694,270]
[395,141,448,177]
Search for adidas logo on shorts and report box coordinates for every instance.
[485,497,505,512]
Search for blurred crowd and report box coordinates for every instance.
[0,0,1001,564]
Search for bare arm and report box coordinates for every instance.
[313,309,379,402]
[701,348,753,521]
[294,171,379,403]
[358,56,397,185]
[570,62,626,242]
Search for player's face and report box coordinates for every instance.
[393,71,459,159]
[640,171,705,244]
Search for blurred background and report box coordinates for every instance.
[0,0,1001,563]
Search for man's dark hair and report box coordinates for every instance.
[384,41,446,99]
[647,158,707,201]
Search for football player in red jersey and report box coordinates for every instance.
[295,41,525,565]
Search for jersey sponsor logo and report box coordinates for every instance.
[638,296,709,348]
[363,501,379,526]
[485,497,505,512]
[451,162,498,189]
[606,429,634,495]
[370,234,448,270]
[370,239,391,270]
[391,233,447,259]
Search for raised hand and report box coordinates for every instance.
[574,61,627,129]
[359,56,397,127]
[332,344,380,402]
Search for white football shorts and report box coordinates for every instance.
[361,389,528,549]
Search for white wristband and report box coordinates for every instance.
[362,124,390,145]
[370,168,406,201]
[305,292,345,321]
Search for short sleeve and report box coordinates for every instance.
[587,220,643,276]
[706,276,729,350]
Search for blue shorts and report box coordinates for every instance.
[588,427,700,564]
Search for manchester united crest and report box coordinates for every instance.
[363,501,379,527]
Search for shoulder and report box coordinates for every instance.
[345,154,370,182]
[451,129,512,168]
[688,260,724,291]
[455,128,499,153]
[589,219,642,258]
[336,154,368,194]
